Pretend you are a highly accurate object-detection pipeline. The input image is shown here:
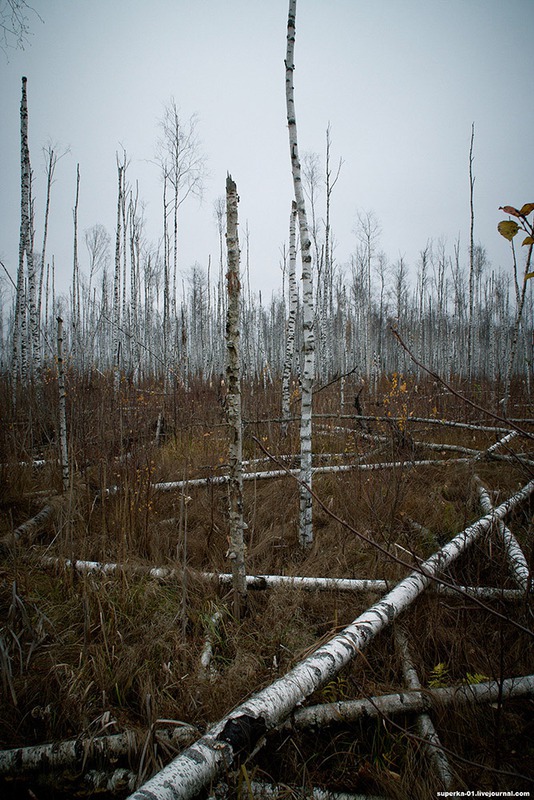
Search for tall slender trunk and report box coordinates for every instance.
[13,76,33,386]
[286,0,315,548]
[71,163,80,364]
[281,201,298,434]
[57,316,69,492]
[113,157,124,387]
[225,174,247,618]
[467,123,475,380]
[37,146,57,328]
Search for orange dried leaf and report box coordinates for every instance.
[499,205,521,218]
[522,236,534,246]
[524,272,534,281]
[498,220,519,240]
[519,203,534,217]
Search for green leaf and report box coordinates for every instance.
[498,220,519,241]
[519,203,534,217]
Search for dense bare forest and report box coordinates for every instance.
[1,2,534,799]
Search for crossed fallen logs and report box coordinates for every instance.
[2,433,533,796]
[119,477,534,800]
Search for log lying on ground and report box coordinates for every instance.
[347,415,515,434]
[0,725,198,776]
[0,501,58,553]
[127,478,534,800]
[475,478,531,592]
[40,558,527,602]
[213,783,387,800]
[290,674,534,729]
[103,458,472,496]
[395,628,453,788]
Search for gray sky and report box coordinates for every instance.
[1,0,533,302]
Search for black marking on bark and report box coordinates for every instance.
[217,713,267,756]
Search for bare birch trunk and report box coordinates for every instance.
[467,123,475,381]
[396,628,454,788]
[225,174,247,618]
[71,163,81,362]
[128,478,534,800]
[113,156,124,387]
[57,316,69,491]
[286,0,315,548]
[12,76,32,386]
[281,201,298,435]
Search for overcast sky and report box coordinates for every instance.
[1,0,533,303]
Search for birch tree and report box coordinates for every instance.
[12,76,38,381]
[225,174,247,617]
[281,201,298,434]
[286,0,315,548]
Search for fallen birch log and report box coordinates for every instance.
[127,478,534,800]
[213,782,386,800]
[0,725,198,776]
[104,457,472,496]
[475,478,531,592]
[290,674,534,729]
[40,559,527,602]
[0,502,58,553]
[395,628,453,788]
[346,415,514,434]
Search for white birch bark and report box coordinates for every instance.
[0,726,197,776]
[101,457,474,497]
[20,76,40,376]
[229,784,386,800]
[127,478,534,800]
[40,559,525,602]
[475,478,530,591]
[225,174,247,616]
[57,316,69,491]
[281,201,298,436]
[395,628,454,788]
[199,609,223,681]
[113,156,124,386]
[291,674,534,729]
[467,124,475,381]
[286,0,315,548]
[12,76,32,384]
[71,163,81,361]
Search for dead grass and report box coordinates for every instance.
[1,373,534,798]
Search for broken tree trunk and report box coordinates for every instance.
[225,173,247,618]
[127,478,534,800]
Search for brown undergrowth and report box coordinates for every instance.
[0,373,533,798]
